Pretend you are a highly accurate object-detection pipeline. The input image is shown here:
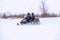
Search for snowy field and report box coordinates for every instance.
[0,17,60,40]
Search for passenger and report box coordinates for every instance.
[31,13,35,21]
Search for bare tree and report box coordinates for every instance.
[40,0,48,14]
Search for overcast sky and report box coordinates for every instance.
[0,0,60,14]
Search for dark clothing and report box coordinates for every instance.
[25,13,35,22]
[25,16,31,22]
[31,15,35,21]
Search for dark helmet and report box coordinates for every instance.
[27,13,30,15]
[32,13,34,15]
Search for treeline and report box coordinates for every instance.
[0,13,60,19]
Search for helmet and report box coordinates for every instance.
[32,13,34,15]
[27,13,30,15]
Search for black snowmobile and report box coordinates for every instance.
[17,13,40,25]
[20,17,40,24]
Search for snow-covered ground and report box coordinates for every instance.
[0,17,60,40]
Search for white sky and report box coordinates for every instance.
[0,0,60,14]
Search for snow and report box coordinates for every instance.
[0,17,60,40]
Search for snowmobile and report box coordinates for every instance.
[20,18,40,24]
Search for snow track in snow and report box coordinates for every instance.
[0,17,60,40]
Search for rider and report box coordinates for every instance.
[25,13,31,22]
